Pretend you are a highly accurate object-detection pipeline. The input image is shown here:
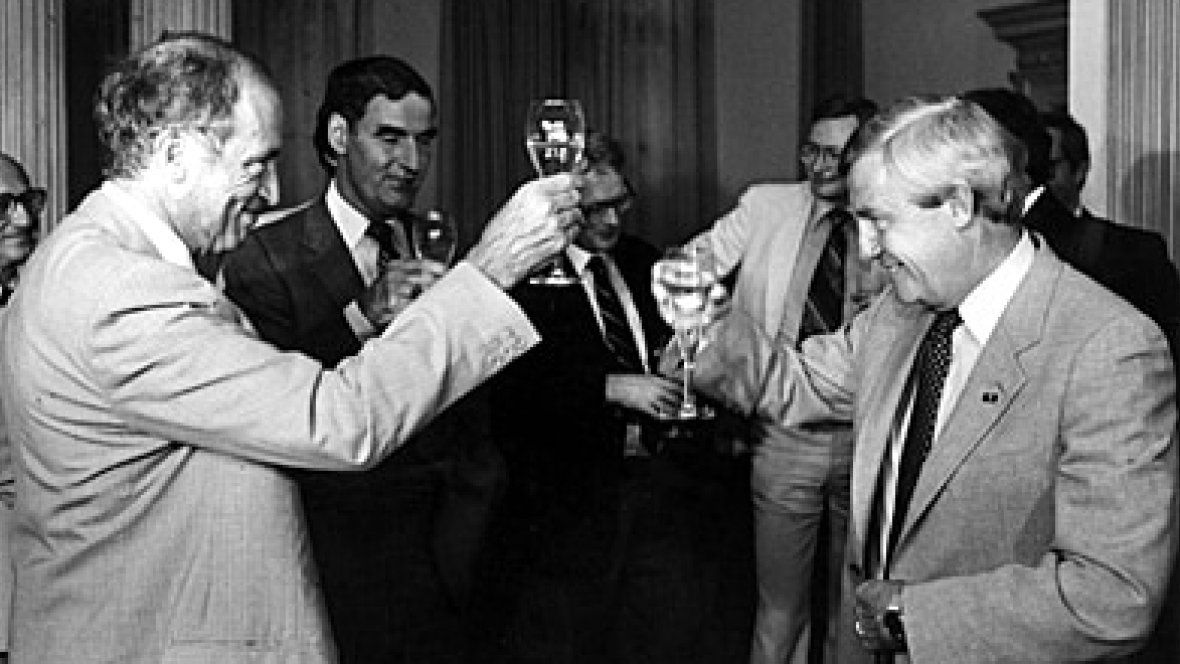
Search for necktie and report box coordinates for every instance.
[587,255,644,372]
[798,208,850,343]
[365,220,398,264]
[887,308,961,554]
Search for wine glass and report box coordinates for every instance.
[411,209,458,265]
[525,98,586,286]
[651,245,718,420]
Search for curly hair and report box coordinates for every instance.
[93,31,272,179]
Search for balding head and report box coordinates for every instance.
[0,151,41,278]
[0,152,30,191]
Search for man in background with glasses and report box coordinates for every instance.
[682,95,880,664]
[0,151,42,664]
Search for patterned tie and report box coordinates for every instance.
[365,220,398,264]
[798,208,850,343]
[887,308,961,554]
[587,255,644,372]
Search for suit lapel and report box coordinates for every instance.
[299,199,366,314]
[893,248,1060,551]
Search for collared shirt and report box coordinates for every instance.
[877,231,1036,570]
[325,181,411,339]
[568,243,651,373]
[568,242,653,456]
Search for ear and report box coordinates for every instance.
[327,113,350,158]
[944,180,975,228]
[160,130,190,184]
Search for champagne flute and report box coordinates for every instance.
[525,98,586,286]
[651,245,718,420]
[411,209,458,265]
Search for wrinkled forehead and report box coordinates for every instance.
[581,162,626,204]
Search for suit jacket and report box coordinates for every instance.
[697,243,1178,663]
[0,185,536,664]
[221,196,504,650]
[1023,192,1180,351]
[489,235,668,575]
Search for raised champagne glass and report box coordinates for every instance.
[411,209,458,265]
[525,98,586,286]
[651,245,718,420]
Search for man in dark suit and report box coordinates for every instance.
[1039,109,1180,353]
[483,131,743,664]
[222,56,498,663]
[964,89,1180,350]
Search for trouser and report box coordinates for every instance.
[749,426,852,664]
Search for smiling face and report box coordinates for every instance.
[331,92,436,221]
[0,156,40,272]
[182,77,283,253]
[801,114,860,200]
[850,152,973,310]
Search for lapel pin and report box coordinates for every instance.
[982,390,1000,404]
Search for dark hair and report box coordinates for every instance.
[313,56,435,172]
[583,130,625,171]
[93,31,273,179]
[961,88,1052,187]
[1039,110,1090,170]
[811,94,879,127]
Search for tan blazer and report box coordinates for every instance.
[0,186,537,663]
[698,244,1178,663]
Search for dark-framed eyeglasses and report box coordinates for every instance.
[0,188,47,217]
[799,142,843,165]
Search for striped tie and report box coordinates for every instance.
[587,255,644,372]
[798,208,850,343]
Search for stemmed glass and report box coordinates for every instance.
[411,209,458,265]
[524,98,586,286]
[651,245,718,420]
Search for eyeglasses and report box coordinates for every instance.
[799,142,843,165]
[0,188,47,217]
[580,193,634,218]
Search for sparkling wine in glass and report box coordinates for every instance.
[411,209,458,265]
[525,98,586,285]
[652,245,718,420]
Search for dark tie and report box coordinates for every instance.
[798,208,850,343]
[887,308,961,554]
[365,220,398,263]
[587,255,644,372]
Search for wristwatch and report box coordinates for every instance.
[882,595,908,651]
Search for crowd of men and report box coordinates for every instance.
[0,30,1176,664]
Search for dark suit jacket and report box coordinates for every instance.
[489,235,669,574]
[1023,192,1180,352]
[221,197,504,652]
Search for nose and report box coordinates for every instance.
[394,139,422,173]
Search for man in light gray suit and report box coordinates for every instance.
[691,95,1177,663]
[0,32,580,664]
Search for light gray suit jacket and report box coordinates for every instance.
[0,186,538,663]
[698,243,1178,663]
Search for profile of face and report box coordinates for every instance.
[331,92,436,221]
[849,152,971,310]
[801,114,860,200]
[190,78,283,254]
[574,160,630,253]
[0,156,42,271]
[1045,127,1082,213]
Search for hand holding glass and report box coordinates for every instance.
[652,246,718,420]
[411,209,458,265]
[525,98,586,285]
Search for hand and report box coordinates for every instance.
[465,173,582,289]
[606,373,682,418]
[853,579,905,653]
[358,258,447,330]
